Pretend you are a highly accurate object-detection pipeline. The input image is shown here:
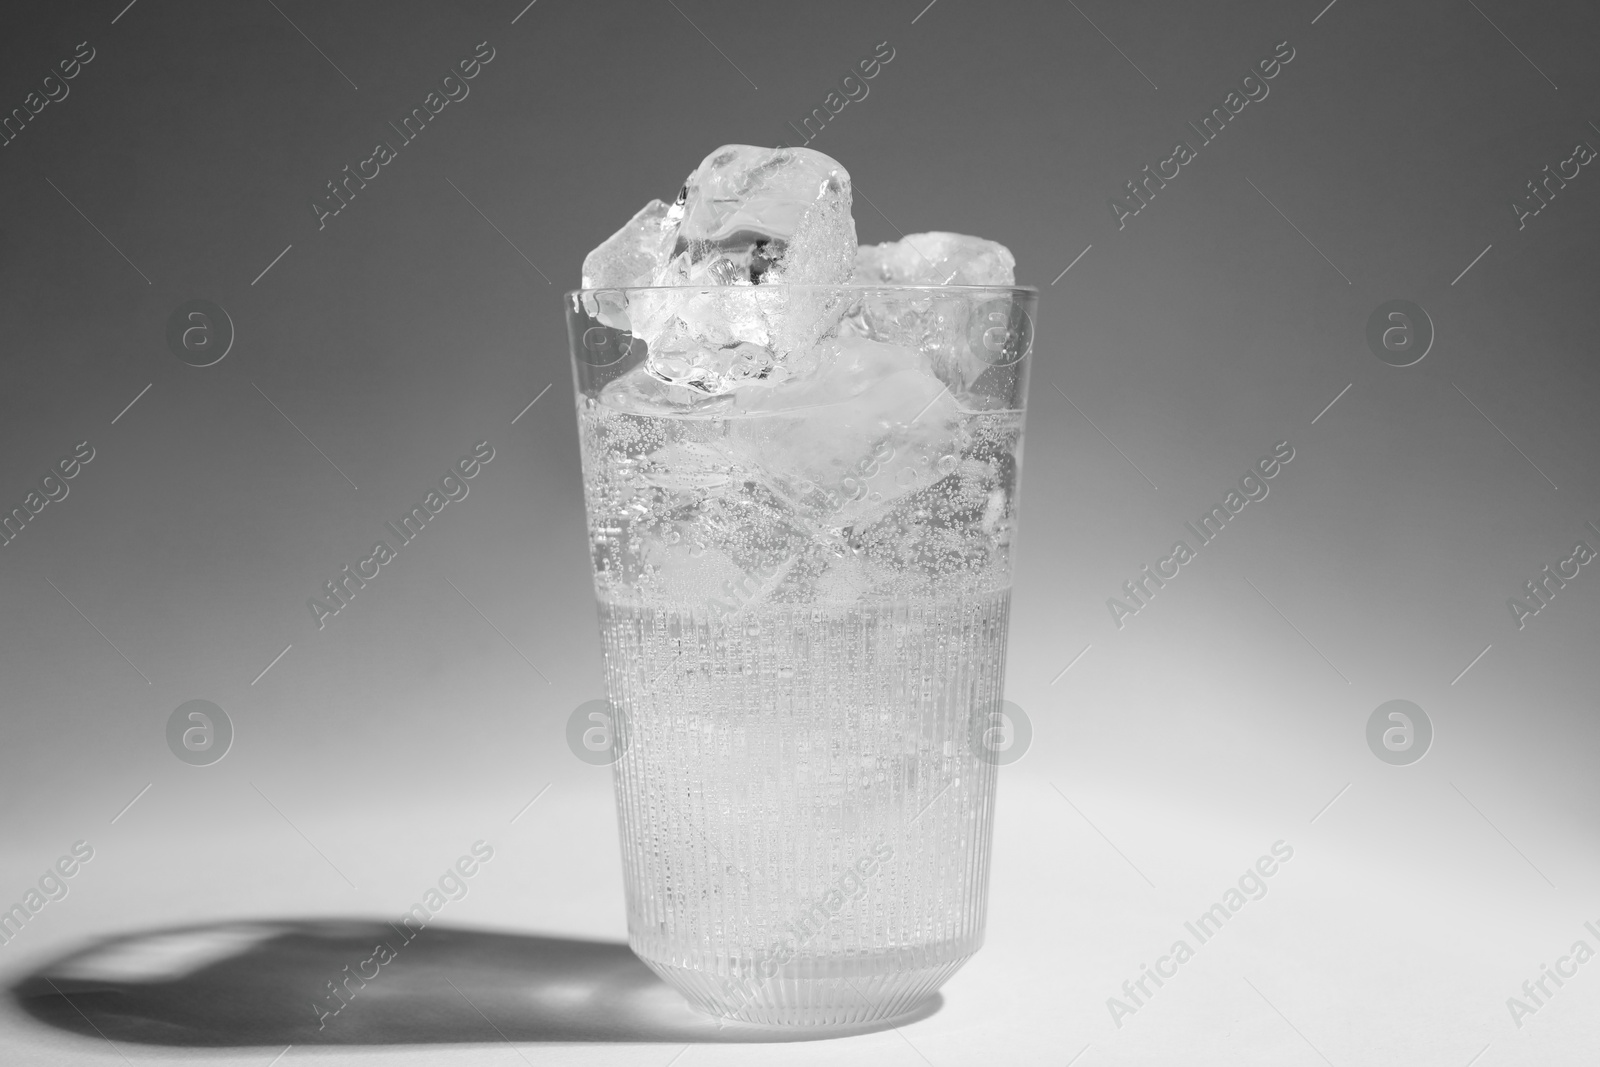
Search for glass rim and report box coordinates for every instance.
[566,284,1039,299]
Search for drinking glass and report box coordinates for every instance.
[566,285,1036,1028]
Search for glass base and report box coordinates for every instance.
[636,944,973,1029]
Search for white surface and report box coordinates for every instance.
[2,763,1596,1066]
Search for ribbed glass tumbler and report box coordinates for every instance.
[566,285,1036,1028]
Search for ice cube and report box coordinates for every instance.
[582,199,678,289]
[656,145,856,287]
[581,199,680,328]
[729,335,960,527]
[634,146,858,395]
[852,231,1015,286]
[846,233,1019,397]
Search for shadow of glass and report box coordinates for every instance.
[10,919,940,1046]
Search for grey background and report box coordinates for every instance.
[1,0,1598,1063]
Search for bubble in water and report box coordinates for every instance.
[745,620,762,636]
[896,467,920,487]
[937,455,957,475]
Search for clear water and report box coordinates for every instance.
[577,360,1021,1025]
